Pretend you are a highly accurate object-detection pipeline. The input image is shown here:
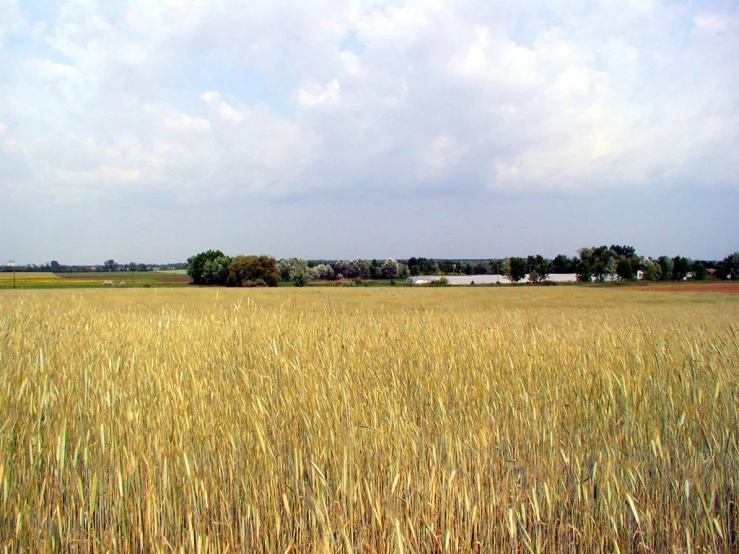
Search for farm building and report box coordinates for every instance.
[407,274,580,285]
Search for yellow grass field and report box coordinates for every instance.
[0,287,737,552]
[0,272,61,287]
[0,272,60,280]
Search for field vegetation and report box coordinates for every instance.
[0,272,62,288]
[0,272,191,289]
[0,287,737,552]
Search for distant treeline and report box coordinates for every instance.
[0,260,188,273]
[304,246,738,283]
[183,246,739,287]
[4,247,738,284]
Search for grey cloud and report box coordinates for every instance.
[1,0,737,262]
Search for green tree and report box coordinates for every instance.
[575,260,592,282]
[551,254,575,274]
[593,261,608,282]
[595,246,618,268]
[407,257,422,276]
[398,263,410,279]
[331,260,369,280]
[279,258,310,285]
[438,260,456,274]
[489,259,505,275]
[278,259,291,281]
[505,257,526,283]
[579,245,621,281]
[692,262,708,281]
[103,259,119,271]
[641,258,661,281]
[658,256,673,282]
[578,247,594,266]
[671,256,690,281]
[202,255,231,285]
[610,245,636,258]
[472,262,487,275]
[367,259,380,279]
[722,252,739,280]
[605,257,618,282]
[227,255,279,287]
[355,260,370,280]
[407,257,440,276]
[381,258,401,279]
[187,250,225,285]
[309,264,335,281]
[526,255,550,283]
[290,265,310,287]
[616,257,635,281]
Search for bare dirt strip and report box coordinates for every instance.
[625,282,739,294]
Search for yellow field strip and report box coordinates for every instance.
[0,272,60,280]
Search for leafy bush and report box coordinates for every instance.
[504,257,526,283]
[671,256,690,281]
[722,252,739,280]
[279,258,310,286]
[227,256,279,287]
[310,264,335,281]
[291,271,309,287]
[430,276,449,286]
[381,258,401,279]
[187,249,228,285]
[616,258,635,281]
[641,258,661,281]
[576,260,593,282]
[202,256,231,285]
[692,262,708,281]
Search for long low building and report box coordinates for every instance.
[406,274,580,285]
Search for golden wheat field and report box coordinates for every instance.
[0,287,737,553]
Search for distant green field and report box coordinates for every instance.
[0,271,191,288]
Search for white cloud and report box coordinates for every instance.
[694,12,732,35]
[201,91,245,123]
[546,66,604,98]
[1,0,737,207]
[43,2,114,69]
[298,79,341,108]
[164,113,210,133]
[0,0,25,50]
[456,27,490,76]
[57,166,141,186]
[339,50,364,77]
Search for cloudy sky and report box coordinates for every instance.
[1,0,737,264]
